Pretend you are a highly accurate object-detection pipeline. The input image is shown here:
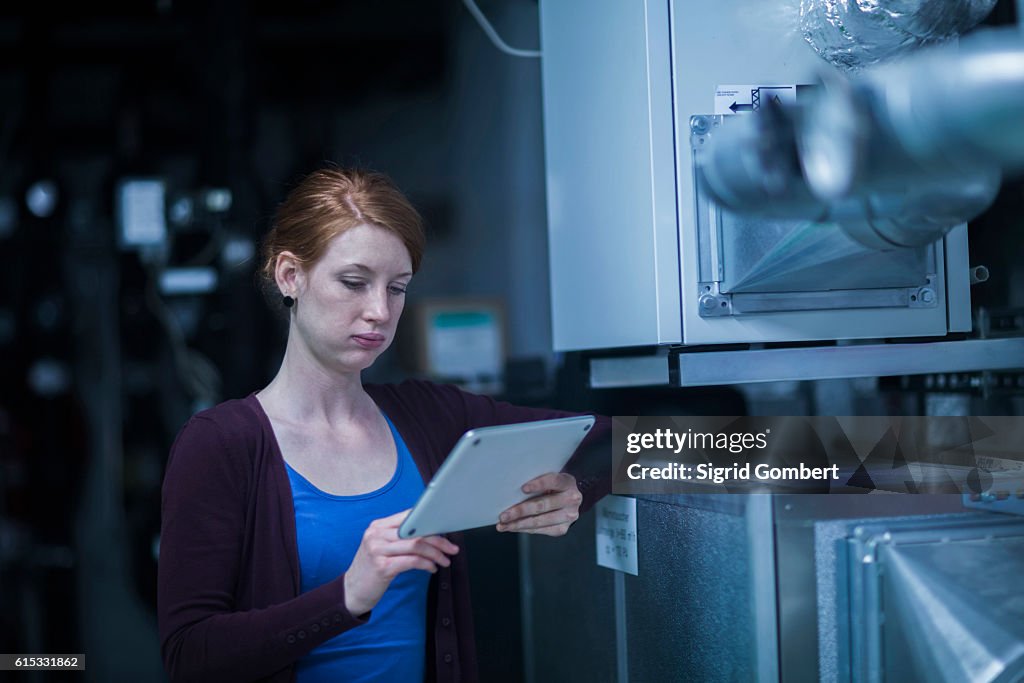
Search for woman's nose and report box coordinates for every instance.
[363,288,390,322]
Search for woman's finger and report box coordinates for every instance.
[500,488,582,524]
[512,522,574,537]
[419,535,460,555]
[520,472,576,495]
[497,506,580,533]
[371,537,458,565]
[366,517,459,552]
[372,531,459,556]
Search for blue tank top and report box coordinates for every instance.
[286,414,429,683]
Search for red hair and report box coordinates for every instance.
[260,167,426,294]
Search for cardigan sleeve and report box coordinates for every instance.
[408,381,612,514]
[158,414,369,683]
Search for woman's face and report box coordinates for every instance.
[290,223,413,374]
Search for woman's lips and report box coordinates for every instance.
[352,333,385,349]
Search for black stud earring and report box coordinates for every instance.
[282,295,295,308]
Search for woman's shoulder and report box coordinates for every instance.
[365,379,474,430]
[163,397,267,514]
[168,395,268,469]
[192,394,263,426]
[366,378,463,404]
[367,378,486,415]
[182,395,264,437]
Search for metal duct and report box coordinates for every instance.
[700,28,1024,249]
[880,536,1024,682]
[697,102,1002,249]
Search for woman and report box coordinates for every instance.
[158,167,609,683]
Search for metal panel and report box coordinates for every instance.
[690,119,935,299]
[539,0,680,351]
[718,218,931,295]
[624,496,757,682]
[747,494,780,683]
[585,337,1024,388]
[524,494,774,682]
[944,224,974,333]
[646,0,684,347]
[673,338,1024,386]
[671,0,960,345]
[589,354,670,389]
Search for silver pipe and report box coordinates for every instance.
[698,106,827,221]
[698,105,1002,249]
[835,168,1002,249]
[859,28,1024,176]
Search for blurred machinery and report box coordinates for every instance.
[532,1,1024,681]
[1,163,258,676]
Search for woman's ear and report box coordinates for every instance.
[274,251,305,297]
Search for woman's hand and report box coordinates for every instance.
[343,509,459,617]
[496,472,583,537]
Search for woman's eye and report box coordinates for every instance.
[341,280,366,290]
[388,285,407,296]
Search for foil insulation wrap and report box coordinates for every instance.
[800,0,997,70]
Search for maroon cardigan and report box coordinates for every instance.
[158,379,610,683]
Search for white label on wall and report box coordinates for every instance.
[595,495,638,575]
[715,84,797,115]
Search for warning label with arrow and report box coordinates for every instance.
[714,84,797,115]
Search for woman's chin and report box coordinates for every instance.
[336,348,387,374]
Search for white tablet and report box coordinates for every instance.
[398,415,596,538]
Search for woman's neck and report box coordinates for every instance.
[257,338,374,429]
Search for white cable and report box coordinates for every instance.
[461,0,541,58]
